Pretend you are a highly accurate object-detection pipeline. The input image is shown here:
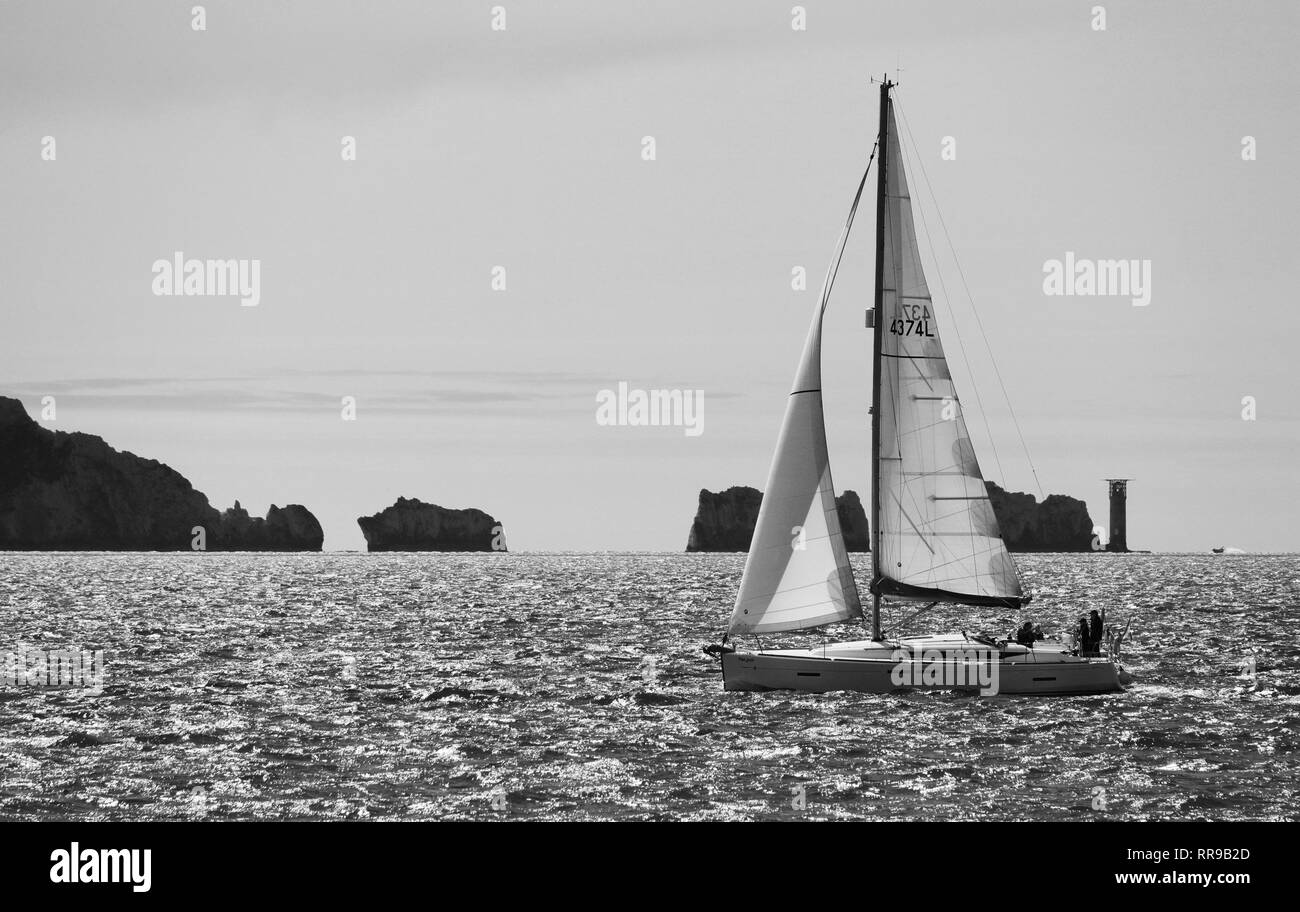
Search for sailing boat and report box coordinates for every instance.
[706,80,1122,696]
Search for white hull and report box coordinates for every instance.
[718,634,1123,696]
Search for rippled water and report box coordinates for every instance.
[0,552,1295,821]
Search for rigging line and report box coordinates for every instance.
[817,139,880,316]
[895,601,940,636]
[895,99,1044,501]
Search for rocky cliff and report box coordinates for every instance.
[685,486,871,552]
[985,481,1094,552]
[357,497,504,552]
[835,489,871,552]
[686,482,1094,553]
[685,486,762,552]
[0,396,323,550]
[209,501,324,552]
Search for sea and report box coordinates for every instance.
[0,552,1295,821]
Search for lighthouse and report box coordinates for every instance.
[1104,479,1130,553]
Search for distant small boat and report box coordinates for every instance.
[704,79,1122,697]
[1212,547,1225,554]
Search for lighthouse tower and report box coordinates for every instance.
[1104,479,1130,553]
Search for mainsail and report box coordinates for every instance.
[873,99,1026,608]
[727,170,871,636]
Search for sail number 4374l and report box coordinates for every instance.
[889,304,935,338]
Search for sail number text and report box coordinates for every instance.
[888,304,935,338]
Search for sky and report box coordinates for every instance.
[2,0,1298,551]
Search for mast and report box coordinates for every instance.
[869,77,892,641]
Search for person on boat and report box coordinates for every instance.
[1015,622,1038,646]
[1110,620,1128,659]
[1076,616,1090,652]
[1089,611,1103,652]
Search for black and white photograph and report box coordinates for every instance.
[0,0,1292,895]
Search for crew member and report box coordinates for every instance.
[1015,621,1037,646]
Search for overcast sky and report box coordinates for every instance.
[2,1,1297,551]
